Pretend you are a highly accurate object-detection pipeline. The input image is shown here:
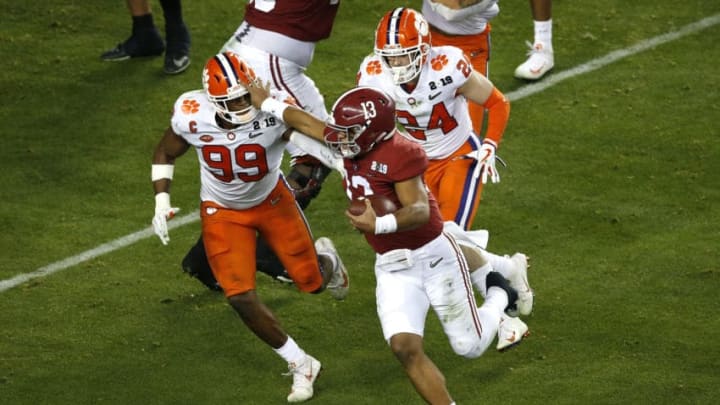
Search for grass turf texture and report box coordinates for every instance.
[1,0,719,403]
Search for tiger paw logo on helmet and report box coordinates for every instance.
[366,60,383,75]
[431,55,448,71]
[181,99,200,114]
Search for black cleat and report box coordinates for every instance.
[163,52,190,74]
[100,30,165,61]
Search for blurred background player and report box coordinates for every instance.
[422,0,500,135]
[151,51,349,402]
[514,0,554,80]
[101,0,191,75]
[181,0,339,291]
[247,83,529,404]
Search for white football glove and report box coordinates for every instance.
[467,142,501,184]
[152,192,180,245]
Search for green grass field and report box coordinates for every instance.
[1,1,719,404]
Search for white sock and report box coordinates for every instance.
[470,263,493,298]
[486,286,509,314]
[534,19,553,49]
[273,336,306,365]
[483,251,515,281]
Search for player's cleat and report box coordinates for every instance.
[315,237,349,300]
[485,271,519,316]
[514,41,554,80]
[496,315,529,352]
[164,52,190,74]
[509,253,533,316]
[100,31,165,61]
[286,355,322,403]
[164,25,191,75]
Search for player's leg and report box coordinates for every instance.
[389,333,454,404]
[202,200,321,402]
[514,0,554,80]
[101,0,165,61]
[425,138,484,230]
[159,0,191,74]
[375,251,452,403]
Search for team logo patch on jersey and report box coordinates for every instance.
[431,55,449,71]
[181,99,200,114]
[227,132,236,141]
[366,60,383,75]
[199,134,214,142]
[370,160,388,174]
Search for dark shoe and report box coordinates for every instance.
[164,24,191,74]
[164,52,190,74]
[485,271,519,316]
[100,30,165,61]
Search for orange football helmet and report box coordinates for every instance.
[374,7,431,84]
[202,51,258,124]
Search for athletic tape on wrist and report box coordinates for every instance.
[375,214,398,234]
[155,192,171,210]
[261,98,290,118]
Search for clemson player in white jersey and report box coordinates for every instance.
[357,7,510,231]
[245,83,530,405]
[178,0,341,290]
[150,51,349,403]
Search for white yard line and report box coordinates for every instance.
[2,13,719,293]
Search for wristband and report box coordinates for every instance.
[261,98,290,118]
[151,164,174,181]
[375,214,398,235]
[155,192,171,210]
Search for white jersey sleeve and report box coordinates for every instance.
[357,46,475,160]
[170,90,289,210]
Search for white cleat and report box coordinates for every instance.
[286,355,322,403]
[514,41,554,80]
[509,253,533,316]
[315,237,349,300]
[496,315,529,352]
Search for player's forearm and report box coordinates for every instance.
[482,87,510,145]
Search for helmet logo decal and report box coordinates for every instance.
[361,101,377,120]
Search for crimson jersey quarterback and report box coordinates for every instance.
[357,44,476,160]
[342,134,443,254]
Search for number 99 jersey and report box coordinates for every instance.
[170,89,289,210]
[357,45,475,160]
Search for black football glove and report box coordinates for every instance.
[287,155,332,210]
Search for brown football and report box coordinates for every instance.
[347,195,398,216]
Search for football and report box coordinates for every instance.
[347,195,398,216]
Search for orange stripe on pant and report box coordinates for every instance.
[200,178,323,297]
[429,24,491,136]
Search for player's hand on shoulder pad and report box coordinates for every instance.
[152,192,180,245]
